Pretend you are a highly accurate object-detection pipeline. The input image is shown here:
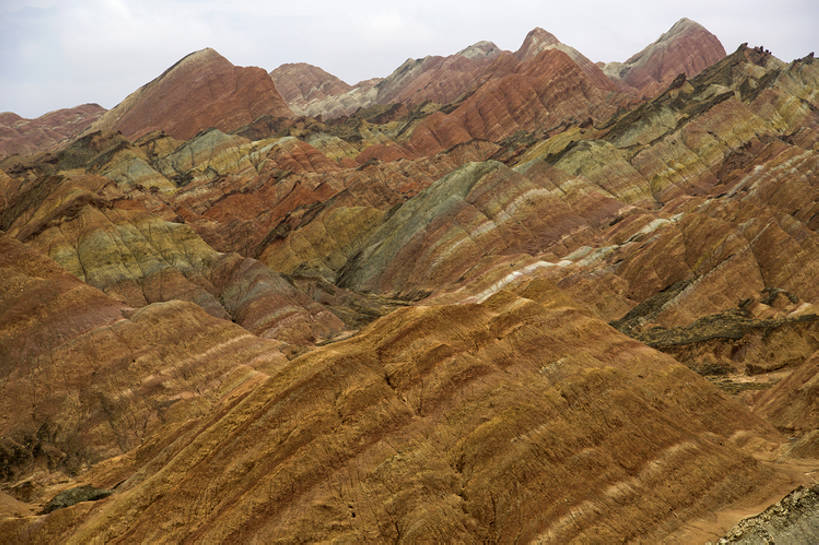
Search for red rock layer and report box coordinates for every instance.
[605,18,726,95]
[271,26,636,121]
[269,63,353,107]
[753,354,818,440]
[0,104,106,159]
[90,48,292,140]
[376,42,502,107]
[408,48,626,156]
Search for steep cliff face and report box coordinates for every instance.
[715,484,819,544]
[90,48,292,140]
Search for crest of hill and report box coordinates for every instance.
[270,62,353,105]
[456,40,501,59]
[0,104,106,159]
[269,27,609,119]
[513,26,611,80]
[601,17,726,93]
[89,48,292,140]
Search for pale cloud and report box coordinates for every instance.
[1,0,816,118]
[365,12,408,38]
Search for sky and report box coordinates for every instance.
[1,0,816,118]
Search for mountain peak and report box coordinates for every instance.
[513,26,604,78]
[651,17,709,46]
[667,17,703,34]
[612,18,726,92]
[516,27,561,59]
[172,47,227,69]
[270,62,352,108]
[89,48,291,140]
[150,47,229,85]
[185,47,223,62]
[526,27,560,44]
[456,40,501,60]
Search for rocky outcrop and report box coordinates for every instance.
[713,484,819,545]
[41,486,112,514]
[602,18,726,95]
[0,104,105,159]
[89,48,292,140]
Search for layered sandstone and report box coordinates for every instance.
[0,134,345,347]
[407,47,627,156]
[0,284,792,543]
[601,18,726,95]
[273,29,604,121]
[0,104,106,159]
[269,63,353,116]
[0,235,288,483]
[0,19,816,545]
[89,48,292,140]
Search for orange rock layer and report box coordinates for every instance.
[0,24,816,545]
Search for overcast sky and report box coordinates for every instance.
[1,0,816,118]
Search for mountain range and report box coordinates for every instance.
[0,17,816,544]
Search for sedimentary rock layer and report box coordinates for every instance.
[0,284,789,543]
[0,104,106,159]
[90,48,292,140]
[0,21,815,545]
[601,18,727,95]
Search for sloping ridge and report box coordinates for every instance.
[603,18,726,93]
[89,48,292,140]
[0,104,106,159]
[0,278,792,543]
[269,62,353,109]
